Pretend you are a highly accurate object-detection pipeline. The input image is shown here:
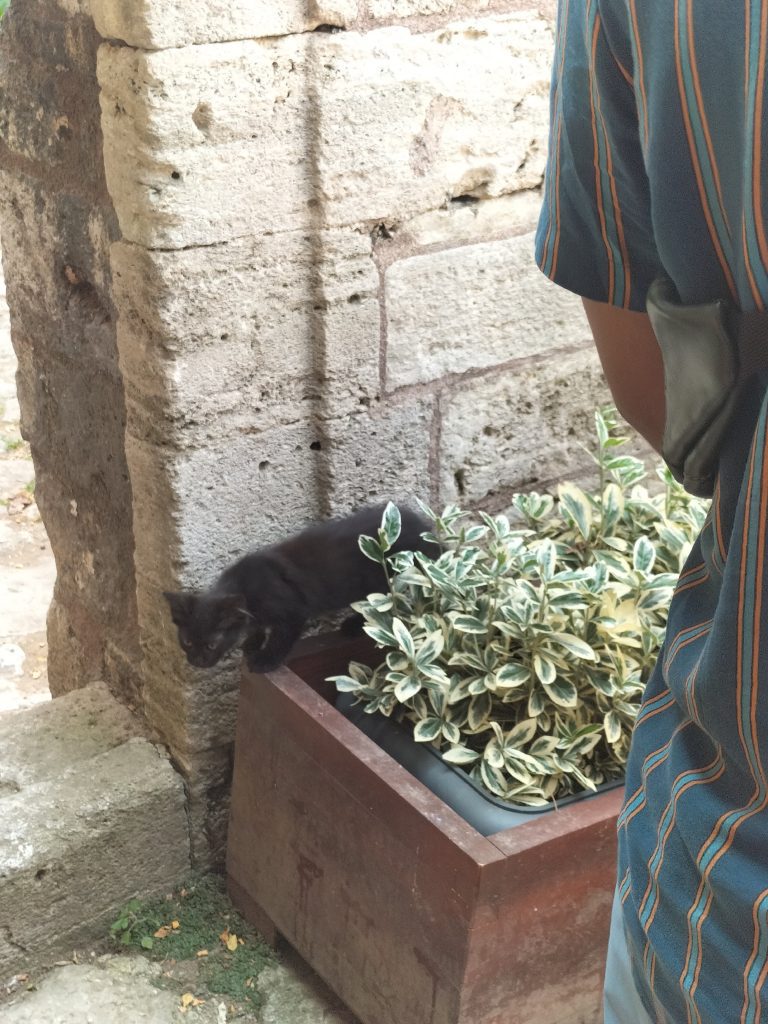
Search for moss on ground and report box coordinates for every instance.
[109,874,275,1009]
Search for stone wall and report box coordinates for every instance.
[0,0,141,705]
[1,0,607,864]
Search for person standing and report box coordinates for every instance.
[538,3,768,1021]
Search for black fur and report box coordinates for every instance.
[164,504,435,672]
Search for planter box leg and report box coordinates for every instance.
[228,875,282,949]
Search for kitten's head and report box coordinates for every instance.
[163,591,251,668]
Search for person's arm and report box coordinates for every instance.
[582,298,666,454]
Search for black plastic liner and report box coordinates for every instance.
[335,693,623,836]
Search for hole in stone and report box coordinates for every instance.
[220,333,229,341]
[258,460,270,471]
[57,123,72,141]
[348,293,362,304]
[170,171,181,180]
[314,23,344,32]
[192,101,213,134]
[454,468,467,497]
[35,868,47,881]
[372,223,394,241]
[451,194,479,206]
[310,441,322,451]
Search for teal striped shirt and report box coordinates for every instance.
[538,2,768,1021]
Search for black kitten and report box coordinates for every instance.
[164,504,436,673]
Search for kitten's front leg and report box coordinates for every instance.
[242,617,305,673]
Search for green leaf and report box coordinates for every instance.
[380,502,402,549]
[120,930,132,946]
[543,676,579,708]
[391,618,416,659]
[479,759,508,797]
[549,632,597,661]
[633,536,656,574]
[536,540,557,581]
[495,662,530,688]
[505,718,538,747]
[533,653,557,686]
[443,745,480,765]
[415,630,444,666]
[141,936,154,950]
[414,718,442,742]
[363,624,396,646]
[528,688,546,716]
[468,691,493,731]
[359,534,383,563]
[558,482,593,541]
[331,675,363,693]
[449,614,488,635]
[604,709,623,744]
[394,675,422,701]
[442,720,461,745]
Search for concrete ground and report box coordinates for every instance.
[2,946,359,1024]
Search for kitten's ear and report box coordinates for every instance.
[163,591,198,625]
[217,594,251,626]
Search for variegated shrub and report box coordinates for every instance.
[329,410,708,807]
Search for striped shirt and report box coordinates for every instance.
[537,3,768,1022]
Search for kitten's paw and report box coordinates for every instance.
[244,650,285,674]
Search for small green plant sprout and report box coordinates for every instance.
[329,409,707,807]
[108,876,275,1008]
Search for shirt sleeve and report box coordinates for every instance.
[536,0,662,312]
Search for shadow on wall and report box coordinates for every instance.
[0,245,56,713]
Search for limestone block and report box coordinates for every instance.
[0,682,140,792]
[385,232,589,388]
[0,687,190,977]
[364,0,493,20]
[323,396,435,514]
[398,190,543,249]
[439,348,610,505]
[90,0,357,49]
[97,14,552,247]
[111,230,380,443]
[126,426,322,592]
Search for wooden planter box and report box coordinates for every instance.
[227,634,623,1024]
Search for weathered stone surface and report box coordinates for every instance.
[0,0,141,707]
[323,397,436,514]
[0,686,190,978]
[2,949,358,1024]
[111,230,380,444]
[438,348,610,505]
[397,189,543,249]
[364,0,493,20]
[127,426,322,592]
[0,682,140,790]
[97,15,552,247]
[0,0,108,187]
[385,232,588,388]
[2,958,226,1024]
[91,0,357,49]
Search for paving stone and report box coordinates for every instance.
[0,686,190,979]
